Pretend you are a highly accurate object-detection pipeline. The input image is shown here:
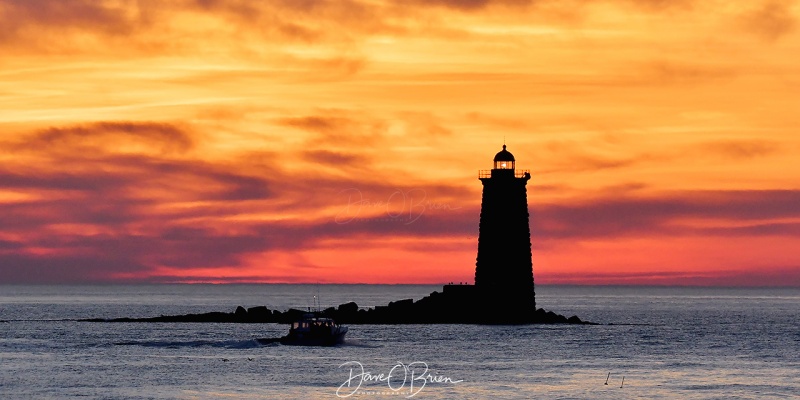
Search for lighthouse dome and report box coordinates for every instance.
[493,145,515,162]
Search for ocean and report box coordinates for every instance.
[1,284,798,399]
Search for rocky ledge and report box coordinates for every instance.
[84,285,595,325]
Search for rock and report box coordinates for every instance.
[337,302,358,314]
[388,299,414,309]
[247,306,271,321]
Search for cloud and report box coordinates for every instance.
[2,121,798,284]
[538,139,649,173]
[303,150,369,167]
[0,170,128,192]
[0,0,137,35]
[0,0,151,53]
[0,253,147,284]
[397,0,531,11]
[695,222,800,237]
[645,60,738,85]
[1,121,272,227]
[0,119,478,282]
[277,113,385,146]
[15,122,194,154]
[532,190,800,240]
[0,239,24,251]
[0,0,330,53]
[618,0,695,12]
[701,140,779,160]
[0,206,477,283]
[2,151,799,283]
[740,1,797,41]
[279,115,348,132]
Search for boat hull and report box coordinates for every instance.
[260,313,349,346]
[279,328,347,346]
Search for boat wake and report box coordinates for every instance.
[255,337,282,345]
[114,339,263,349]
[252,337,378,347]
[339,339,382,348]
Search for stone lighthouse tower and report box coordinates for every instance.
[474,145,536,315]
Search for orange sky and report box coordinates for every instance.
[1,0,799,285]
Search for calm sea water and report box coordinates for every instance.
[1,284,799,399]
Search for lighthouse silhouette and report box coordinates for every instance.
[474,144,536,316]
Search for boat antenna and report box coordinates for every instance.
[317,284,321,312]
[604,372,610,385]
[620,376,625,388]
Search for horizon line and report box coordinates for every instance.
[1,282,799,289]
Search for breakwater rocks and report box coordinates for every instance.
[84,286,594,325]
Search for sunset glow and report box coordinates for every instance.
[1,0,799,285]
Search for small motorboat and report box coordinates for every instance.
[276,313,348,346]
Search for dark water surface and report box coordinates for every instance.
[1,285,798,399]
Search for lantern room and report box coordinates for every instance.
[493,145,515,170]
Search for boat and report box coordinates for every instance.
[277,313,348,346]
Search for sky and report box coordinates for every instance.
[1,0,799,286]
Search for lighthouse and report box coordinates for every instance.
[474,145,536,314]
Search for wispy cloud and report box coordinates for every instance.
[532,190,800,240]
[739,1,797,41]
[700,140,780,160]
